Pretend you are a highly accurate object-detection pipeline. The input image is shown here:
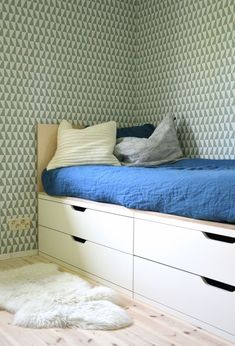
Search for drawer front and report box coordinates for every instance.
[134,256,235,335]
[135,218,235,285]
[39,226,133,290]
[39,199,133,254]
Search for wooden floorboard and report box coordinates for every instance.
[0,255,232,346]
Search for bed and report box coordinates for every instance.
[42,159,235,224]
[37,123,235,343]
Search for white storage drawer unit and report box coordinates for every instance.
[134,256,235,336]
[38,195,134,292]
[39,226,133,290]
[135,218,235,285]
[38,193,235,342]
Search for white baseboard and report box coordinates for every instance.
[0,249,38,260]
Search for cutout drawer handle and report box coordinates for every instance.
[202,277,235,292]
[72,205,86,212]
[203,232,235,244]
[72,236,87,244]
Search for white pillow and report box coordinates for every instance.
[47,120,120,170]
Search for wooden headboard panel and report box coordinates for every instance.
[37,123,83,192]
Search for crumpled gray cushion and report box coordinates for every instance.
[114,114,183,166]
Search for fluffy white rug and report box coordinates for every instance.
[0,263,132,330]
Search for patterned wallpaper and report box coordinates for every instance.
[1,0,234,255]
[0,0,136,255]
[136,0,235,158]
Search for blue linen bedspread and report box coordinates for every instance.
[42,159,235,223]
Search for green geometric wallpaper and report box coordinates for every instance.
[0,0,136,255]
[0,0,234,255]
[136,0,234,158]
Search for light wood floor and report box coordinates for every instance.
[0,256,232,346]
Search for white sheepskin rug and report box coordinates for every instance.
[0,263,132,330]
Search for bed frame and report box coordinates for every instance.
[37,124,84,192]
[37,123,235,343]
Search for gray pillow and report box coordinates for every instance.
[114,114,183,166]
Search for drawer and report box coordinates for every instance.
[39,199,133,254]
[134,256,235,335]
[134,218,235,285]
[39,226,133,290]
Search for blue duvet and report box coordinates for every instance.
[42,159,235,224]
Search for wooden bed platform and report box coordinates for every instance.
[37,123,235,343]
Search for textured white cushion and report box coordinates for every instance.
[47,120,120,170]
[115,114,183,166]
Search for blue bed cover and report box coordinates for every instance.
[42,159,235,224]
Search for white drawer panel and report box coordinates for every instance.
[135,219,235,285]
[39,199,133,254]
[39,226,132,290]
[134,256,235,335]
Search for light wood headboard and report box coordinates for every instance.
[37,123,83,192]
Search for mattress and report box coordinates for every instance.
[42,159,235,224]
